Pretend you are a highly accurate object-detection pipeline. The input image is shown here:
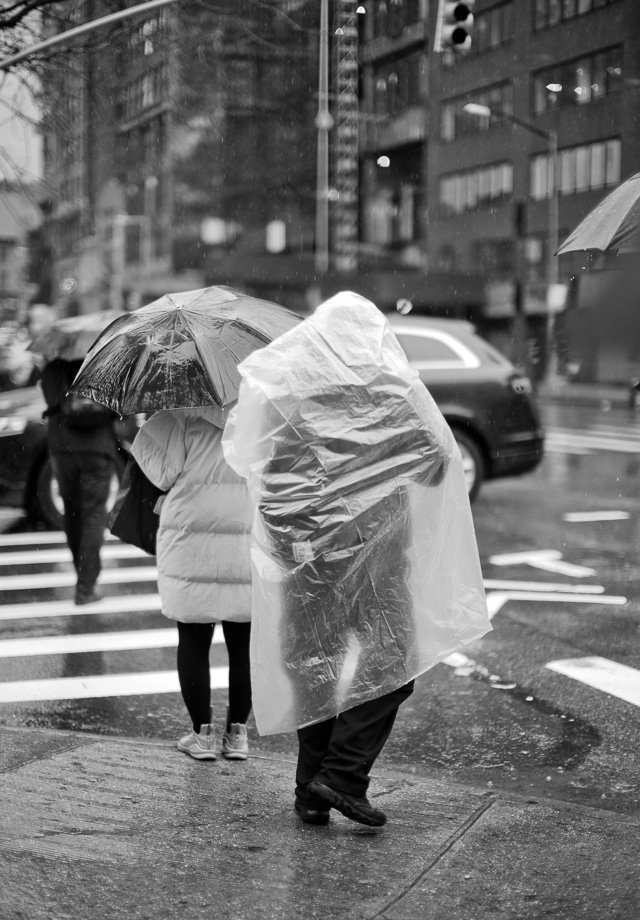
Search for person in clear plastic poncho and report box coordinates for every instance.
[222,291,491,827]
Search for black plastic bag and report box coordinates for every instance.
[108,456,166,555]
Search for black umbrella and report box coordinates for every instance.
[556,172,640,255]
[71,286,303,415]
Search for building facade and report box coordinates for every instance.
[38,0,640,380]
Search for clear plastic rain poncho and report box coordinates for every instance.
[222,292,491,735]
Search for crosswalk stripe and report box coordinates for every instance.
[545,432,640,454]
[0,566,157,591]
[546,657,640,708]
[0,531,119,547]
[0,544,147,566]
[0,593,162,621]
[0,668,230,704]
[483,579,604,593]
[563,511,630,522]
[0,628,224,657]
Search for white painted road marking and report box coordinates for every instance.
[0,531,119,547]
[0,668,230,704]
[0,567,157,591]
[563,511,631,522]
[0,628,223,657]
[0,544,147,566]
[0,594,162,621]
[483,579,604,593]
[546,657,640,708]
[545,430,640,454]
[486,591,627,618]
[488,550,595,578]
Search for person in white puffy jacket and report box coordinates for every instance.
[131,404,254,761]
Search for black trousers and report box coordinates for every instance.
[176,620,252,733]
[51,453,114,592]
[295,680,414,802]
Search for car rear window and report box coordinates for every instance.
[394,329,481,370]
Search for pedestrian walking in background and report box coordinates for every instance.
[131,405,254,762]
[223,292,491,828]
[40,358,117,605]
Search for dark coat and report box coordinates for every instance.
[40,359,117,459]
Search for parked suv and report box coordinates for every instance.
[0,382,136,528]
[388,315,543,500]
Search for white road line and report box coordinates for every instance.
[486,590,627,619]
[544,442,592,456]
[0,667,230,704]
[546,657,640,708]
[563,511,631,522]
[0,544,147,566]
[0,594,162,621]
[483,579,604,593]
[0,628,224,657]
[0,567,157,591]
[545,432,640,454]
[0,531,119,547]
[488,550,595,578]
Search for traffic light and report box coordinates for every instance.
[434,1,475,54]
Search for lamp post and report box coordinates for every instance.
[463,103,560,385]
[315,0,333,276]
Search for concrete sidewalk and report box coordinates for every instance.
[1,725,638,920]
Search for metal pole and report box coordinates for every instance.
[545,129,560,385]
[315,0,332,275]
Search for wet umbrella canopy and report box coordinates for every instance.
[71,286,303,415]
[27,310,125,362]
[556,172,640,255]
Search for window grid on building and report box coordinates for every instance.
[372,0,423,40]
[470,2,515,54]
[530,138,621,199]
[373,51,426,118]
[534,0,623,31]
[440,162,513,215]
[441,81,513,141]
[532,46,623,112]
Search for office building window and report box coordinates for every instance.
[440,81,513,141]
[533,46,622,112]
[373,52,426,118]
[440,162,513,215]
[372,0,423,40]
[534,0,622,30]
[473,2,515,53]
[530,138,620,199]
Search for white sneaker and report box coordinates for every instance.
[222,723,249,760]
[177,723,217,760]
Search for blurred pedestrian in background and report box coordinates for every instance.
[40,357,117,605]
[131,405,254,761]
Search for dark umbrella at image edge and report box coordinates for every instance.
[70,287,304,415]
[556,172,640,255]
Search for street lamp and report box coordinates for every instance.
[463,102,560,385]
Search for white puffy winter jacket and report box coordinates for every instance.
[131,406,253,623]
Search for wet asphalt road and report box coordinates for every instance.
[1,400,639,817]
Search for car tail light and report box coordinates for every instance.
[508,373,533,395]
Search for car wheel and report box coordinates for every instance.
[451,429,485,502]
[34,455,126,530]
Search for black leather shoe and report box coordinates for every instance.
[307,781,387,827]
[75,587,103,606]
[294,799,331,826]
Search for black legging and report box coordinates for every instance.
[176,620,252,733]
